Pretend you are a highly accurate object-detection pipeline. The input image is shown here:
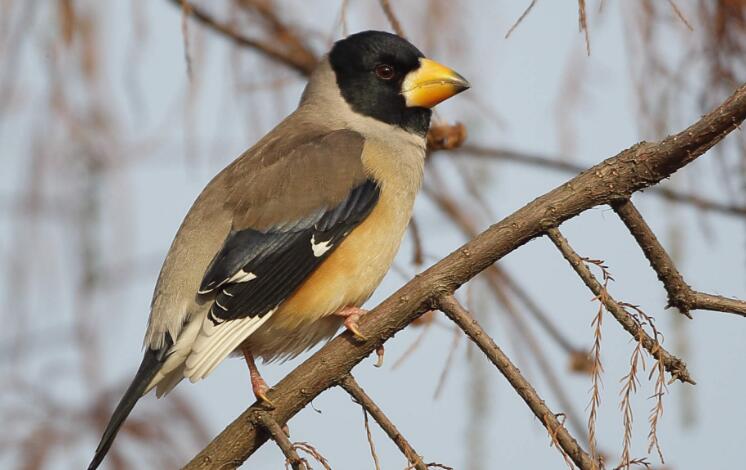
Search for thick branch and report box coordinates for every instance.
[183,82,745,469]
[339,375,427,470]
[437,295,595,470]
[613,199,746,318]
[546,228,695,384]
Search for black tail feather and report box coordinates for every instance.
[88,346,169,470]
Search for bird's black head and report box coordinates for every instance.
[329,31,469,137]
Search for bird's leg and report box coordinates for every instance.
[241,348,274,408]
[335,306,385,366]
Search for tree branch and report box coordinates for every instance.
[437,295,595,470]
[339,375,427,470]
[545,227,695,384]
[183,82,746,469]
[613,199,746,318]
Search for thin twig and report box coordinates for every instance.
[543,413,576,470]
[438,295,596,470]
[546,228,695,385]
[362,408,381,470]
[578,0,590,55]
[180,0,193,79]
[433,323,461,399]
[378,0,405,37]
[618,330,644,470]
[168,0,317,76]
[585,258,607,469]
[253,412,307,470]
[667,0,693,31]
[409,216,425,266]
[613,199,746,318]
[505,0,538,39]
[293,442,332,470]
[340,375,428,470]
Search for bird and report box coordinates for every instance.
[88,30,469,469]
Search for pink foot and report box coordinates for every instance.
[336,306,368,341]
[242,348,274,408]
[336,307,386,366]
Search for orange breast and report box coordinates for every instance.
[271,191,413,330]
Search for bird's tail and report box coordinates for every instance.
[88,345,169,470]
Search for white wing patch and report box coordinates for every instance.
[310,235,332,257]
[197,269,256,295]
[228,269,257,283]
[183,307,276,382]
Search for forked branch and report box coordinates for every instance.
[613,199,746,318]
[546,228,694,384]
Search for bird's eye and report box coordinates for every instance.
[374,64,395,80]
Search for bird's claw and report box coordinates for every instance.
[254,384,276,409]
[338,307,369,341]
[345,319,368,341]
[374,345,385,367]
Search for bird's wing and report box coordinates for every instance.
[182,129,379,381]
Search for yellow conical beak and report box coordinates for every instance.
[401,58,470,108]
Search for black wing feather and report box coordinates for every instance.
[199,179,380,324]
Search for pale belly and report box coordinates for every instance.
[244,189,415,361]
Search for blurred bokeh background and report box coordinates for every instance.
[1,1,745,468]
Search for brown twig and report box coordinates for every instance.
[647,350,667,464]
[543,413,576,470]
[546,228,695,385]
[408,216,425,266]
[340,375,428,470]
[578,0,590,55]
[618,330,644,470]
[613,199,746,318]
[433,323,461,399]
[585,258,609,469]
[183,82,746,469]
[378,0,406,37]
[667,0,693,31]
[180,0,194,79]
[506,0,539,39]
[253,412,307,470]
[438,295,596,470]
[292,442,332,470]
[168,0,317,76]
[362,408,382,470]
